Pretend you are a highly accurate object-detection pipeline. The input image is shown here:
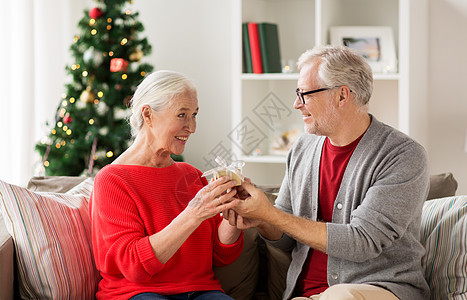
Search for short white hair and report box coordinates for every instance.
[128,70,196,137]
[297,45,373,107]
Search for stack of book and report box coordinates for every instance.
[242,22,282,74]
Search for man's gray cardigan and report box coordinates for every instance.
[267,116,430,300]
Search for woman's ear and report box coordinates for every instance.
[142,105,152,126]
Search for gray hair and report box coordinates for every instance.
[128,70,196,138]
[297,45,373,107]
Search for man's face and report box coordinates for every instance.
[294,61,339,136]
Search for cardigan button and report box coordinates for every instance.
[332,273,338,280]
[336,203,343,210]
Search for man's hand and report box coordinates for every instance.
[222,178,283,241]
[232,178,275,220]
[223,209,263,230]
[232,178,327,249]
[235,177,252,200]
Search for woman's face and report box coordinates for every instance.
[148,90,198,156]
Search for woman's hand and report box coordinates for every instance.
[218,212,242,245]
[187,176,239,223]
[149,176,239,264]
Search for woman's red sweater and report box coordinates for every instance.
[90,162,243,300]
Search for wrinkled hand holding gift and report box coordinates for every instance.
[202,156,245,186]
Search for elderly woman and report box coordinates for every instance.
[90,70,243,300]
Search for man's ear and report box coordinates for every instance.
[338,86,352,106]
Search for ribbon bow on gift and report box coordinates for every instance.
[202,156,245,186]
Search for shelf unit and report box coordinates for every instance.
[231,0,427,183]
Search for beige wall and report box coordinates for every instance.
[135,0,235,176]
[39,0,466,193]
[427,0,467,194]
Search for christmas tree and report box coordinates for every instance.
[36,0,154,176]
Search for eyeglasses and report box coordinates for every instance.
[296,87,332,104]
[295,86,352,104]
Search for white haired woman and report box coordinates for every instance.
[90,70,243,300]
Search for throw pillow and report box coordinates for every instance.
[420,196,467,300]
[0,178,99,299]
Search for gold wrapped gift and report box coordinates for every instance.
[202,156,245,186]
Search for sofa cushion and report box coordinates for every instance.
[420,196,467,299]
[0,178,99,299]
[256,184,290,300]
[214,228,259,300]
[427,173,458,200]
[265,241,291,300]
[27,175,89,193]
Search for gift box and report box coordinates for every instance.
[202,156,245,186]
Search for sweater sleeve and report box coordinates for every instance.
[212,214,244,267]
[91,169,164,282]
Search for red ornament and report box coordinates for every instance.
[110,58,129,72]
[63,114,72,124]
[89,7,103,19]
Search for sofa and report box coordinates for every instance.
[0,173,465,300]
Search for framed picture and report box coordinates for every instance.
[330,26,397,73]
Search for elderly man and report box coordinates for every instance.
[231,45,430,300]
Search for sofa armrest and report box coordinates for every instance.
[0,216,14,300]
